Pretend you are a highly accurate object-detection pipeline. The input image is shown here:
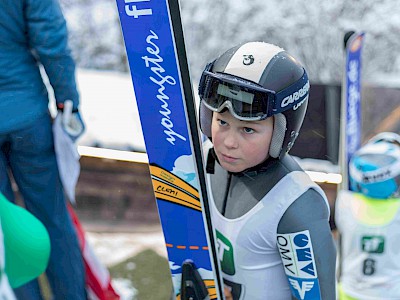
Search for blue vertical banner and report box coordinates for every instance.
[114,0,222,298]
[345,32,364,165]
[340,32,365,190]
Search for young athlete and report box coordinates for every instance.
[335,132,400,300]
[198,41,336,300]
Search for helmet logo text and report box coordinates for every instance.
[362,169,391,183]
[243,55,254,66]
[281,81,310,108]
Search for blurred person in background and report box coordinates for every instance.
[335,132,400,300]
[0,0,86,298]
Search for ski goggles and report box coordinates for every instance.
[369,133,400,147]
[350,144,400,183]
[200,69,309,121]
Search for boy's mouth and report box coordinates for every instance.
[220,153,238,163]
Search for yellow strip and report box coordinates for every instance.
[152,179,201,210]
[204,279,215,287]
[150,165,199,197]
[205,280,217,299]
[154,190,201,211]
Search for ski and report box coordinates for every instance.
[338,31,364,191]
[337,30,365,281]
[114,0,223,299]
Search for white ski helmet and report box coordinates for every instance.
[198,41,309,159]
[349,132,400,199]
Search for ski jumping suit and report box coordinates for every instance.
[336,190,400,300]
[206,147,337,300]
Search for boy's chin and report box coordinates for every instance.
[219,156,270,173]
[219,161,246,173]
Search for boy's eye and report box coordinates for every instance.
[243,127,254,134]
[218,119,227,126]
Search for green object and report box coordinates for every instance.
[354,193,400,226]
[361,235,385,254]
[338,283,358,300]
[216,230,235,275]
[0,192,50,288]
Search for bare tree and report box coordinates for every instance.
[61,0,400,84]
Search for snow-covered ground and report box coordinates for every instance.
[86,231,167,267]
[46,68,146,152]
[76,69,146,153]
[86,229,168,300]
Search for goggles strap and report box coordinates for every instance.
[272,71,309,115]
[199,61,216,98]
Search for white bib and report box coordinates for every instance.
[207,170,327,300]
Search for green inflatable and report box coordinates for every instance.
[0,192,50,288]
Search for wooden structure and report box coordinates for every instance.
[75,155,339,231]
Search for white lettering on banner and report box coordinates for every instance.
[277,235,296,275]
[124,0,152,18]
[277,231,318,279]
[142,30,186,145]
[347,60,360,154]
[281,81,310,108]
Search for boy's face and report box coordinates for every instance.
[211,110,274,173]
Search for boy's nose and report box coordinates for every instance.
[224,130,238,148]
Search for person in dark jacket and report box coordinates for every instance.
[0,0,86,299]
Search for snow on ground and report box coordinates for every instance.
[86,230,168,300]
[45,68,146,152]
[111,278,138,300]
[86,231,167,267]
[76,69,146,152]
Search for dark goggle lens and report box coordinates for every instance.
[203,74,273,118]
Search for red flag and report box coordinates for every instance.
[67,204,120,300]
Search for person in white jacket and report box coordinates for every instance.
[335,132,400,300]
